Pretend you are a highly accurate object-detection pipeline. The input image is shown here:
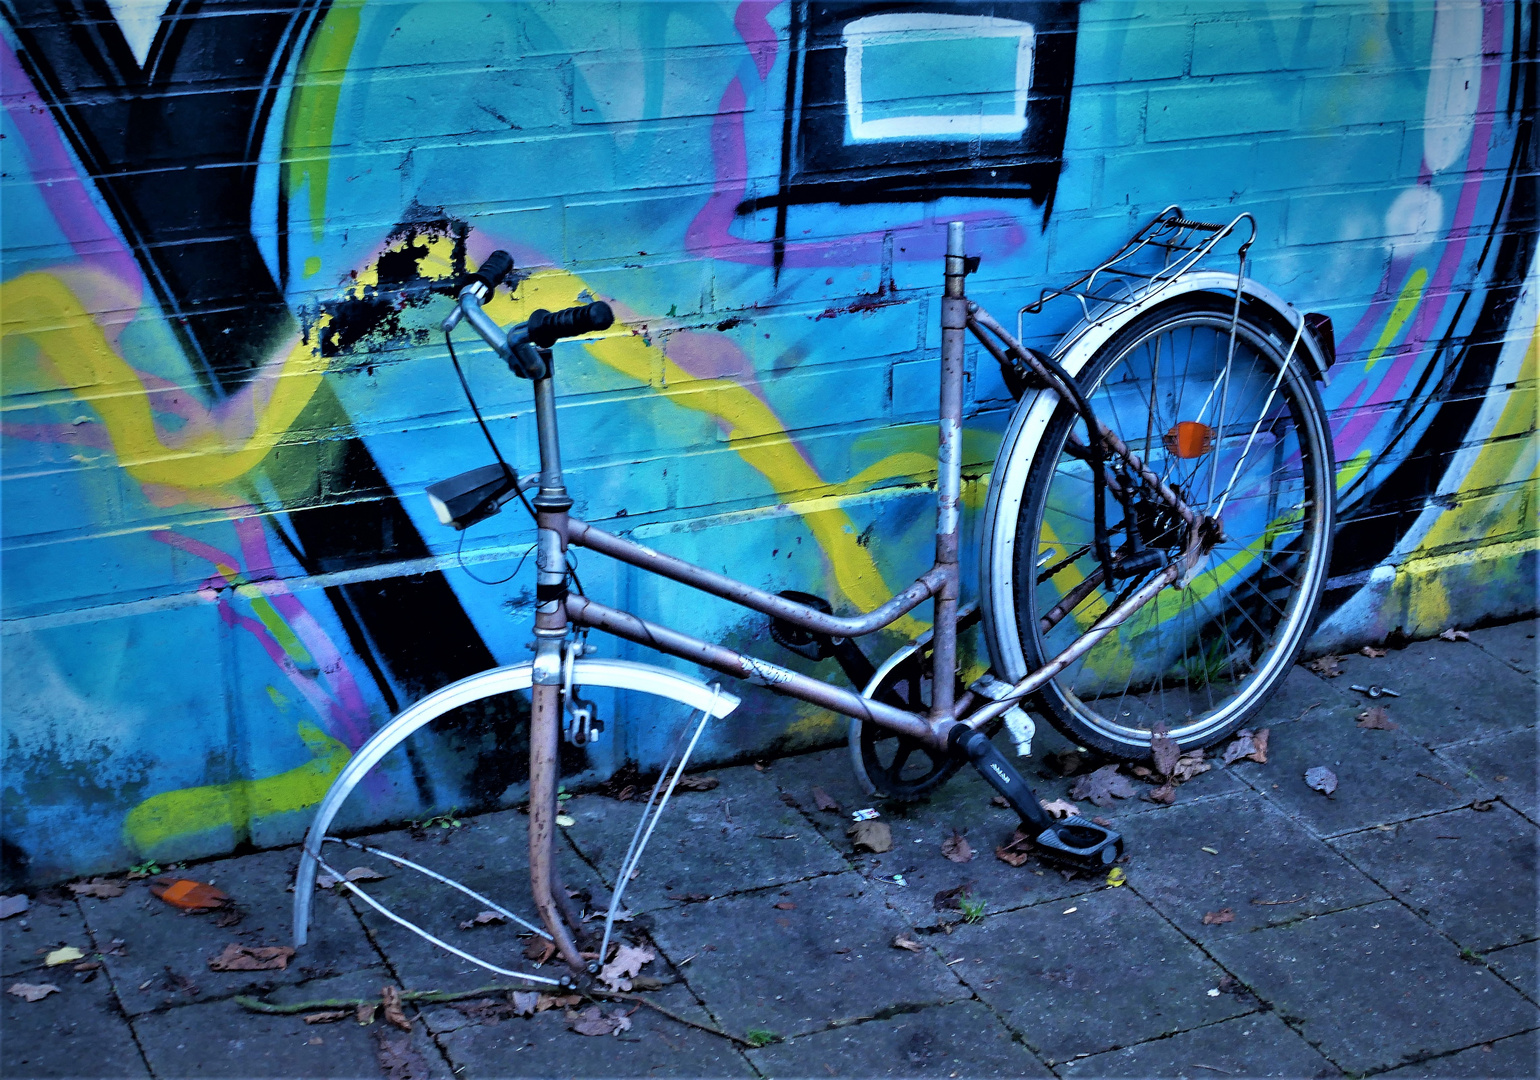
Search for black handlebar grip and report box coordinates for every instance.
[526,301,615,348]
[469,250,514,292]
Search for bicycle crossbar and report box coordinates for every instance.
[565,594,938,744]
[568,518,947,639]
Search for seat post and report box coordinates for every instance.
[930,221,968,728]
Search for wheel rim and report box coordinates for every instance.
[1018,308,1332,750]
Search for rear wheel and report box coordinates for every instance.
[1011,295,1335,758]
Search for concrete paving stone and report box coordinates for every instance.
[1198,899,1537,1074]
[1484,939,1539,1003]
[1322,638,1536,747]
[746,1000,1053,1078]
[429,981,753,1078]
[647,870,965,1041]
[131,990,451,1078]
[941,885,1251,1063]
[78,848,378,1018]
[1331,804,1537,953]
[1253,663,1367,725]
[2,891,89,978]
[0,961,149,1078]
[1240,709,1475,836]
[1120,791,1388,936]
[1381,1026,1540,1078]
[1056,1012,1340,1078]
[1467,618,1538,677]
[339,808,604,994]
[561,764,848,913]
[1439,728,1538,820]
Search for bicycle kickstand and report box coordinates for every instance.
[948,727,1124,871]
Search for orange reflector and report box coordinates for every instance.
[1163,421,1214,459]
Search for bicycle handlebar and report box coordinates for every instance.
[527,302,614,348]
[469,249,514,292]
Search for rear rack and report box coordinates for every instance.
[1019,206,1256,342]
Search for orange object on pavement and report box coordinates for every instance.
[1163,421,1214,458]
[150,878,229,910]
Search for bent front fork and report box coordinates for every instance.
[528,678,585,970]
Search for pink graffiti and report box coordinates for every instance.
[734,1,779,81]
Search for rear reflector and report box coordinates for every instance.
[1163,421,1214,459]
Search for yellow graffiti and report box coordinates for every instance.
[1365,267,1427,371]
[485,268,931,630]
[123,722,350,855]
[283,1,363,247]
[0,273,328,491]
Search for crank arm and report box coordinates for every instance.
[948,727,1124,871]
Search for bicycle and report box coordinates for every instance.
[292,210,1337,986]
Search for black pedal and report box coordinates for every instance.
[949,726,1123,870]
[768,591,875,689]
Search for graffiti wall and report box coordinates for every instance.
[2,0,1534,884]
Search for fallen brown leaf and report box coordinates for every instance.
[811,787,841,813]
[1439,628,1471,642]
[847,819,892,853]
[208,944,294,972]
[67,877,126,899]
[1044,750,1084,776]
[1172,750,1211,783]
[1306,655,1343,678]
[0,895,28,920]
[569,1004,633,1037]
[511,991,540,1017]
[355,1002,377,1026]
[995,828,1034,867]
[459,910,507,929]
[1069,765,1136,807]
[1356,706,1398,731]
[316,866,386,890]
[303,1010,350,1024]
[1471,799,1495,812]
[1222,729,1268,766]
[1202,908,1236,925]
[892,935,924,953]
[381,984,411,1032]
[990,795,1011,809]
[941,830,974,864]
[1305,766,1338,795]
[598,943,655,992]
[1361,646,1388,658]
[1092,816,1113,827]
[933,882,974,911]
[674,774,719,792]
[1151,721,1180,779]
[1145,783,1177,805]
[523,937,556,965]
[536,993,582,1012]
[7,982,59,1002]
[151,878,229,911]
[1039,798,1079,819]
[773,901,796,910]
[374,1030,430,1080]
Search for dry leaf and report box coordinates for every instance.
[1105,867,1127,888]
[773,901,796,910]
[68,877,126,899]
[511,991,540,1017]
[941,831,974,864]
[536,993,582,1012]
[303,1010,351,1024]
[1044,750,1084,776]
[1069,765,1136,807]
[990,795,1010,809]
[1172,751,1211,783]
[1039,798,1079,820]
[44,947,84,967]
[1471,799,1495,812]
[355,1002,377,1026]
[569,1004,632,1036]
[207,944,294,971]
[933,883,974,911]
[317,866,386,890]
[1222,729,1268,766]
[995,828,1034,867]
[892,935,924,953]
[381,984,412,1032]
[1151,721,1180,778]
[1439,628,1470,642]
[1356,706,1398,731]
[7,982,59,1002]
[523,937,556,965]
[374,1030,430,1080]
[459,911,507,929]
[674,774,719,791]
[1305,766,1338,795]
[598,943,655,992]
[1306,655,1343,678]
[151,878,229,911]
[811,787,841,813]
[0,894,28,920]
[1361,646,1388,658]
[847,820,892,853]
[1145,783,1177,805]
[1202,908,1236,925]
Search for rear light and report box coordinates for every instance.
[1163,421,1214,459]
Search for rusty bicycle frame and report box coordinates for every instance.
[470,221,1224,972]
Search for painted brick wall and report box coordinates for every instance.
[2,0,1534,884]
